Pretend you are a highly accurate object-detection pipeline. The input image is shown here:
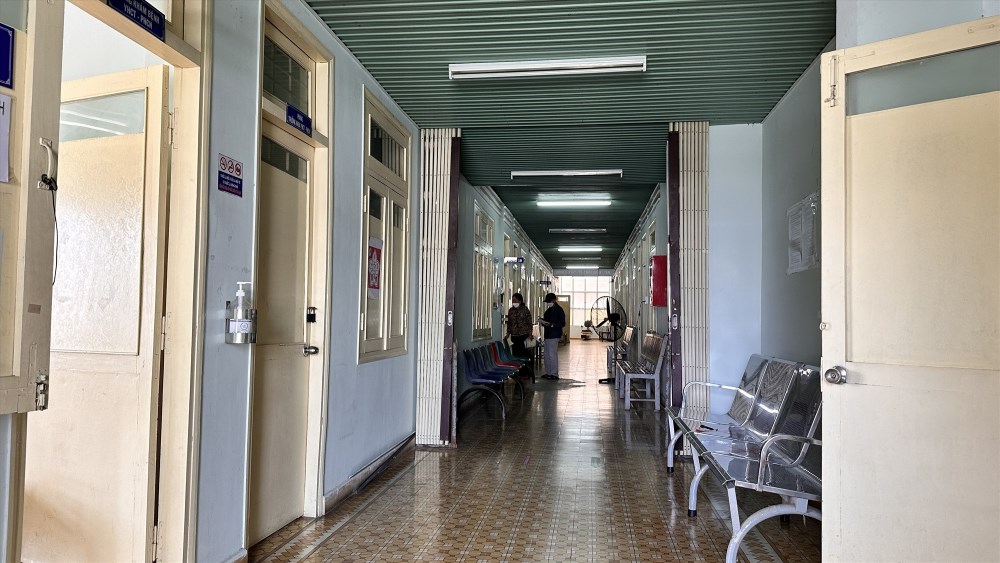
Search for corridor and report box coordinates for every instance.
[249,341,820,562]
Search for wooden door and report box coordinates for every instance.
[22,66,169,563]
[248,123,312,545]
[821,19,999,561]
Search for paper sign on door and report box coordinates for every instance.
[367,237,383,299]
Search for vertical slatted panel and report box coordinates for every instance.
[416,128,460,446]
[669,122,710,415]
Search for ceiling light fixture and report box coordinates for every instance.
[537,200,611,208]
[566,265,600,270]
[449,56,646,80]
[564,257,600,261]
[559,246,602,253]
[549,228,607,234]
[511,169,623,179]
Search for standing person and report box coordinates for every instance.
[505,293,534,358]
[539,293,565,380]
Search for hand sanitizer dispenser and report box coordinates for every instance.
[226,281,257,344]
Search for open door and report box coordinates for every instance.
[0,3,64,561]
[821,18,999,561]
[21,65,169,563]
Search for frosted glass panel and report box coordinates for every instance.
[60,91,145,142]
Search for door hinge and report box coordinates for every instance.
[35,369,49,411]
[160,314,168,352]
[167,111,176,147]
[360,312,365,328]
[824,56,839,107]
[151,524,159,561]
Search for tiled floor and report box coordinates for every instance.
[250,340,821,562]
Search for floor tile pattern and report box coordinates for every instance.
[250,341,820,562]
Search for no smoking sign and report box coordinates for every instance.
[218,154,244,197]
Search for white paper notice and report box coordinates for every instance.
[0,93,9,183]
[787,192,819,274]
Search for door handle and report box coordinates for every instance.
[303,345,319,356]
[824,365,848,384]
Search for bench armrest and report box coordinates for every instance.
[680,381,745,408]
[756,434,822,488]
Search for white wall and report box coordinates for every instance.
[838,0,1000,48]
[196,0,263,560]
[62,3,166,82]
[707,124,763,407]
[196,0,422,559]
[759,57,825,366]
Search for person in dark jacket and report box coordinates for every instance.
[505,293,534,358]
[539,293,565,379]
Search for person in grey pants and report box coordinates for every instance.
[539,293,566,380]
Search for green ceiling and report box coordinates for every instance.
[306,0,836,268]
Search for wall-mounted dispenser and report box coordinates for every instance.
[226,281,257,344]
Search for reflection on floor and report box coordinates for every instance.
[250,340,821,562]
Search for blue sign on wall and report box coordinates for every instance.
[0,22,14,89]
[285,104,313,137]
[108,0,166,42]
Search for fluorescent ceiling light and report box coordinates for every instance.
[511,169,623,179]
[564,257,600,261]
[537,200,611,208]
[449,56,646,80]
[559,246,602,253]
[549,228,607,234]
[566,265,600,270]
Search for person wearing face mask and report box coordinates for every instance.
[539,293,566,380]
[505,293,534,359]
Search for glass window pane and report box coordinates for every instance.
[60,91,145,142]
[369,191,383,221]
[0,0,27,30]
[847,43,1000,116]
[263,36,310,113]
[586,277,597,291]
[370,119,407,180]
[261,136,308,182]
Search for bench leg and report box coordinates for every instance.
[665,424,683,472]
[458,386,506,420]
[724,499,822,563]
[510,376,525,401]
[653,372,660,411]
[726,483,741,533]
[624,376,632,409]
[688,461,709,517]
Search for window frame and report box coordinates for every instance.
[359,94,411,362]
[472,204,495,340]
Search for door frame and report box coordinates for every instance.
[820,14,1000,558]
[59,2,209,562]
[250,3,334,533]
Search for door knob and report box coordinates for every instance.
[824,365,848,384]
[303,345,319,356]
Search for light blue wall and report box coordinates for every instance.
[0,414,13,562]
[707,124,763,407]
[196,0,263,560]
[760,57,824,366]
[838,0,1000,48]
[197,0,421,560]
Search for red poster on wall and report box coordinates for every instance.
[367,237,383,299]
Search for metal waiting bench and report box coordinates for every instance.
[614,332,667,410]
[665,355,822,563]
[605,325,636,375]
